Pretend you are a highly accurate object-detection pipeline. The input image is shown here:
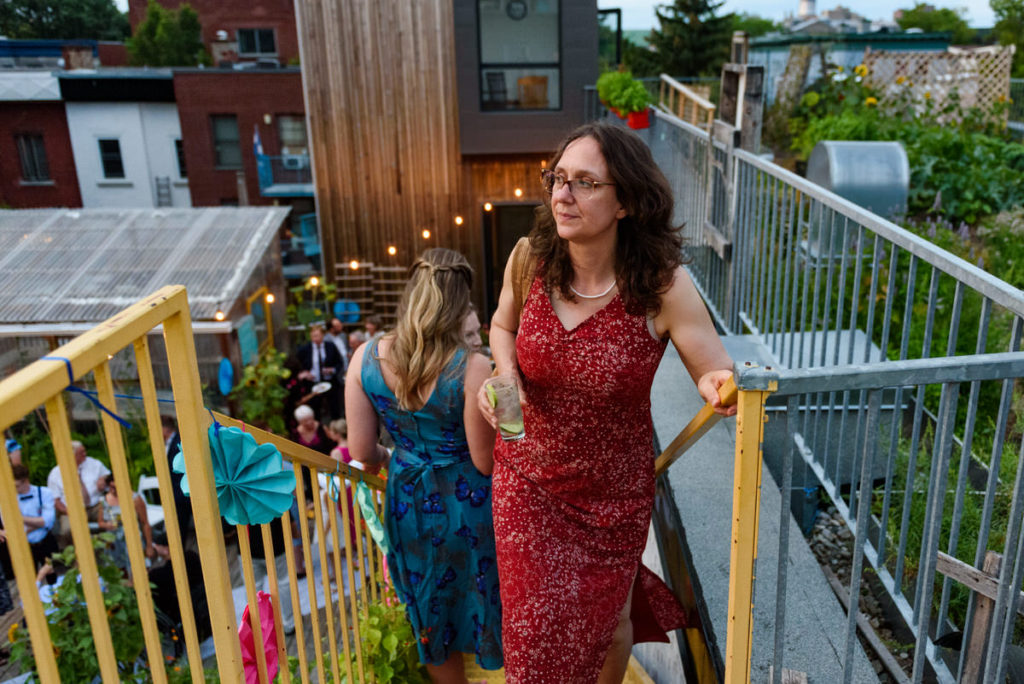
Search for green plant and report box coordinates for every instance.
[596,70,633,105]
[605,74,651,114]
[343,583,428,683]
[286,278,338,335]
[9,534,145,682]
[228,348,291,434]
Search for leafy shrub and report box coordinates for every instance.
[788,66,1024,226]
[228,348,291,434]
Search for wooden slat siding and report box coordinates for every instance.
[460,155,547,307]
[295,0,462,286]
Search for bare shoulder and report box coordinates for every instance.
[654,266,703,333]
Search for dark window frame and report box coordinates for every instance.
[210,115,242,170]
[15,133,50,182]
[476,0,563,112]
[237,28,277,57]
[174,138,187,178]
[98,138,125,179]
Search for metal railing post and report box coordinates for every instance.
[725,363,776,683]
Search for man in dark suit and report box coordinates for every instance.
[295,324,343,419]
[162,415,193,551]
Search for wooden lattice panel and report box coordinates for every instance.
[864,46,1015,121]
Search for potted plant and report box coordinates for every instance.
[597,70,633,119]
[620,80,653,130]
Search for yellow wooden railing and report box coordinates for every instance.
[654,374,771,684]
[657,73,716,133]
[0,285,390,684]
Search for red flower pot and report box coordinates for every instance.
[627,108,650,129]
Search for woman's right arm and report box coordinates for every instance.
[477,255,521,426]
[343,344,388,473]
[464,352,497,475]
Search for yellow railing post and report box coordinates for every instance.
[162,293,245,681]
[724,385,771,684]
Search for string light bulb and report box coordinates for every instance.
[540,159,547,169]
[483,202,493,212]
[265,293,275,304]
[514,187,523,198]
[388,245,397,256]
[454,215,464,226]
[309,275,320,287]
[349,260,360,270]
[214,308,226,321]
[422,229,431,239]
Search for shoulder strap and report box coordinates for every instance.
[509,237,537,324]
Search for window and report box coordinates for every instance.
[211,115,242,168]
[15,134,49,182]
[237,28,276,56]
[478,0,560,111]
[277,115,308,155]
[98,139,124,178]
[174,139,187,178]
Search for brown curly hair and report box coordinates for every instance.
[529,121,684,316]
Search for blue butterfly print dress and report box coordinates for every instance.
[361,338,502,669]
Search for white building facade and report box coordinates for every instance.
[61,70,190,208]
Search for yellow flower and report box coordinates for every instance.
[998,94,1007,103]
[854,64,868,77]
[8,623,18,643]
[837,65,845,72]
[924,91,931,99]
[896,75,905,85]
[865,96,878,107]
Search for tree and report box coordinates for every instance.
[625,0,734,78]
[731,12,781,38]
[896,3,975,44]
[0,0,129,40]
[126,0,209,67]
[992,0,1024,76]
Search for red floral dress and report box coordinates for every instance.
[493,277,688,683]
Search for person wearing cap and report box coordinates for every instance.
[5,439,22,466]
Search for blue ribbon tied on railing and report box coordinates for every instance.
[40,356,132,429]
[174,420,296,525]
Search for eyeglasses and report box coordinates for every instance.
[540,169,615,199]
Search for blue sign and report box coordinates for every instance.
[237,314,259,366]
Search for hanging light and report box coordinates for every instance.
[483,202,493,212]
[514,187,523,198]
[388,245,397,256]
[265,292,275,304]
[422,229,431,239]
[309,275,320,287]
[454,215,464,226]
[214,307,226,321]
[540,159,547,169]
[349,260,360,270]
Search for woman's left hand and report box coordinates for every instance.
[697,369,737,417]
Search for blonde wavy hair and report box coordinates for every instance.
[384,248,473,410]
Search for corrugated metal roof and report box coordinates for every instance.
[0,207,290,324]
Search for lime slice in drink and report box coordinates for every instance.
[485,383,499,408]
[499,420,524,435]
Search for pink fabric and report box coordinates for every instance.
[238,590,279,684]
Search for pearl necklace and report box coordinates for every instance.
[569,280,616,299]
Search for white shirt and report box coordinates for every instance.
[310,342,324,382]
[47,456,111,508]
[324,332,350,372]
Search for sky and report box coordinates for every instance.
[597,0,997,29]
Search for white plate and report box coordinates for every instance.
[311,381,332,394]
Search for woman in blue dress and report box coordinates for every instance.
[345,248,502,682]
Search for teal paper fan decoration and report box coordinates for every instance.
[174,423,297,525]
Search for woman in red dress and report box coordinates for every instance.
[480,122,736,683]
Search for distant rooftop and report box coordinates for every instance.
[0,207,290,327]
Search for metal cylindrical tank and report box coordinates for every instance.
[806,141,909,219]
